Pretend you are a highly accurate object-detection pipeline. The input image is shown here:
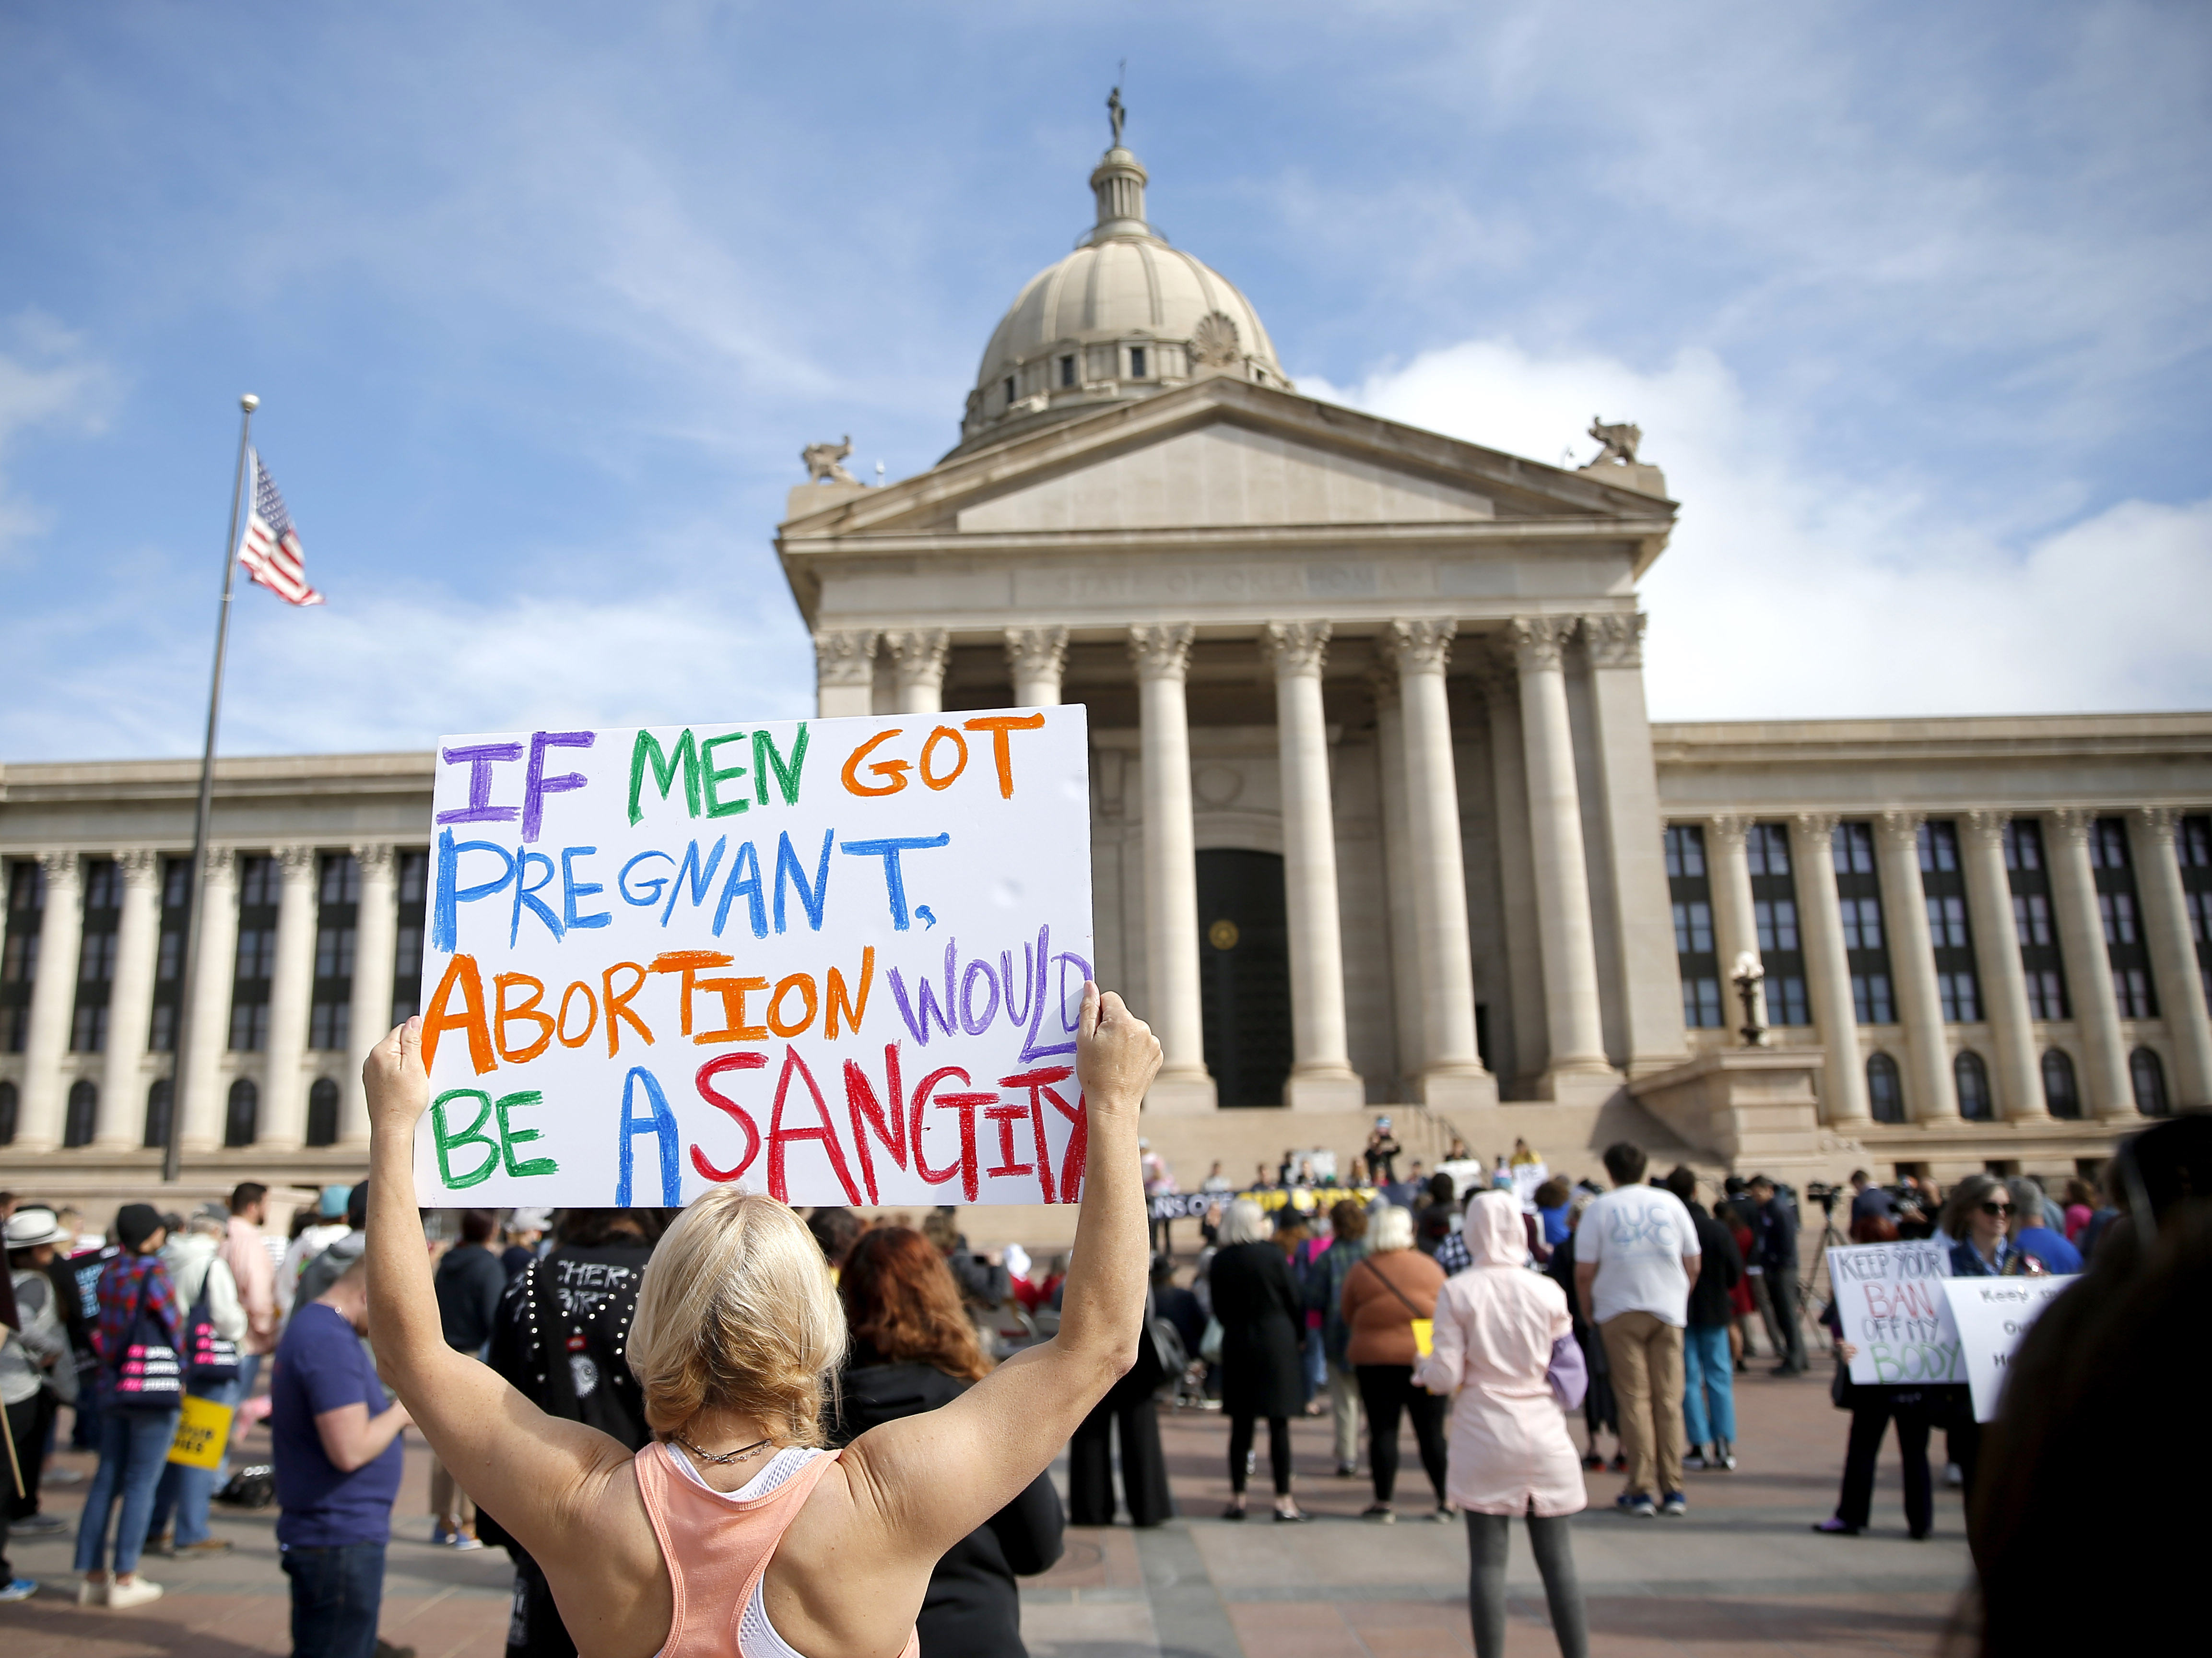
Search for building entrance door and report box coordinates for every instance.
[1196,849,1293,1107]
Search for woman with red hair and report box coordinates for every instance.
[830,1227,1065,1658]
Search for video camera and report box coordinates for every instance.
[1803,1181,1840,1214]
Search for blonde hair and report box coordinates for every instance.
[1216,1197,1269,1246]
[628,1190,847,1446]
[1370,1205,1415,1253]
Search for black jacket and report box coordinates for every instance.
[434,1242,508,1353]
[1205,1242,1306,1419]
[830,1358,1064,1658]
[1755,1194,1800,1274]
[1684,1203,1744,1328]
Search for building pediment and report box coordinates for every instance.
[779,377,1675,545]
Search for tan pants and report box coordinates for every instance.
[1600,1311,1686,1499]
[428,1454,476,1532]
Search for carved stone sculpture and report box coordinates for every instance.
[801,436,859,486]
[1587,417,1641,466]
[1191,311,1241,369]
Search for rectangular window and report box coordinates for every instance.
[229,855,277,1051]
[1834,823,1894,1023]
[1918,821,1979,1023]
[69,857,119,1053]
[2006,819,2068,1021]
[1129,345,1148,379]
[2183,816,2212,1018]
[1003,375,1016,406]
[1746,823,1810,1025]
[148,857,189,1052]
[0,861,41,1054]
[311,853,359,1053]
[1664,826,1723,1027]
[391,851,430,1024]
[1938,971,1979,1023]
[1059,355,1076,387]
[2090,816,2157,1020]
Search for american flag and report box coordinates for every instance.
[236,450,324,606]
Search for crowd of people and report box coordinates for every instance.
[3,1011,2200,1658]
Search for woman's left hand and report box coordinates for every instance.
[363,1017,431,1139]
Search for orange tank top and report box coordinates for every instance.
[633,1443,920,1658]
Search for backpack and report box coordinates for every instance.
[106,1268,184,1413]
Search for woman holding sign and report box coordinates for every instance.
[362,984,1160,1658]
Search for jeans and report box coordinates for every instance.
[283,1540,387,1658]
[1302,1326,1327,1404]
[148,1377,244,1547]
[1467,1508,1588,1658]
[1681,1324,1736,1446]
[1599,1312,1685,1499]
[73,1403,180,1575]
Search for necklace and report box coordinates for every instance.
[673,1431,776,1467]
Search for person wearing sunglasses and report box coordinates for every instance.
[1940,1174,2048,1280]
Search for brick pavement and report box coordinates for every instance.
[0,1362,1974,1656]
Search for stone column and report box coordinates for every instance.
[1706,817,1767,1030]
[1368,672,1424,1092]
[94,849,162,1148]
[179,849,239,1152]
[813,629,878,719]
[1793,813,1867,1123]
[1386,619,1491,1106]
[1509,617,1612,1089]
[1581,614,1688,1072]
[257,845,320,1149]
[14,852,84,1152]
[1130,624,1214,1111]
[344,843,400,1148]
[2046,810,2134,1118]
[1876,812,1957,1122]
[1005,626,1068,707]
[1960,811,2044,1120]
[2133,807,2212,1107]
[1262,623,1363,1109]
[1476,657,1547,1087]
[884,629,951,715]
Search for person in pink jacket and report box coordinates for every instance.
[1413,1191,1590,1658]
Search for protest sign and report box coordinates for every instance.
[1939,1275,2076,1422]
[1824,1241,1963,1386]
[166,1395,235,1470]
[412,708,1094,1209]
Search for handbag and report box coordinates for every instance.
[1546,1333,1588,1409]
[106,1270,185,1412]
[1199,1316,1224,1364]
[182,1274,242,1386]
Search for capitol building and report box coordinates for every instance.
[4,129,2208,1215]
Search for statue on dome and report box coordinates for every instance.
[1587,417,1641,466]
[801,436,859,486]
[1107,84,1126,148]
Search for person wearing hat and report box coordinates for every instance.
[294,1183,370,1313]
[280,1186,354,1323]
[500,1209,552,1279]
[73,1203,181,1608]
[5,1207,76,1595]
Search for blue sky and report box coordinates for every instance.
[3,1,2208,761]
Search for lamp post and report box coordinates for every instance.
[1731,951,1768,1049]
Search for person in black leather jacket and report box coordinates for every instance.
[830,1226,1063,1658]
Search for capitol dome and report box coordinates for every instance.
[952,138,1291,455]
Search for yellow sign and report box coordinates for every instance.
[166,1394,235,1470]
[1411,1318,1435,1358]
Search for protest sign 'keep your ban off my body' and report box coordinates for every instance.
[411,708,1094,1209]
[1824,1241,1965,1386]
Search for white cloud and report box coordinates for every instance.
[1300,336,2212,720]
[0,314,111,566]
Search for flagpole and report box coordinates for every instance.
[163,393,257,1185]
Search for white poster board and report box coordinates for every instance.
[1511,1161,1551,1214]
[1824,1241,1964,1385]
[1939,1275,2077,1422]
[412,708,1094,1208]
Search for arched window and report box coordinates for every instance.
[2131,1047,2170,1118]
[306,1078,340,1148]
[64,1078,99,1148]
[224,1077,259,1148]
[2042,1050,2081,1119]
[1953,1051,1992,1121]
[144,1078,174,1150]
[1867,1053,1906,1123]
[0,1079,17,1145]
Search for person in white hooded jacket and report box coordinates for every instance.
[146,1207,249,1558]
[1413,1190,1590,1658]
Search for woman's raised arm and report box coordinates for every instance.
[820,982,1160,1577]
[361,1020,644,1562]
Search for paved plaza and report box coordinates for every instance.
[1,1361,1971,1658]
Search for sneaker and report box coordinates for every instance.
[1714,1440,1738,1471]
[1660,1492,1687,1516]
[1683,1450,1709,1471]
[1607,1453,1627,1473]
[1812,1516,1860,1536]
[1362,1503,1395,1523]
[1581,1452,1605,1470]
[1615,1492,1657,1518]
[77,1577,107,1607]
[45,1466,86,1484]
[431,1525,485,1551]
[106,1576,165,1610]
[1432,1504,1457,1523]
[0,1578,38,1603]
[1335,1460,1358,1478]
[8,1513,66,1536]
